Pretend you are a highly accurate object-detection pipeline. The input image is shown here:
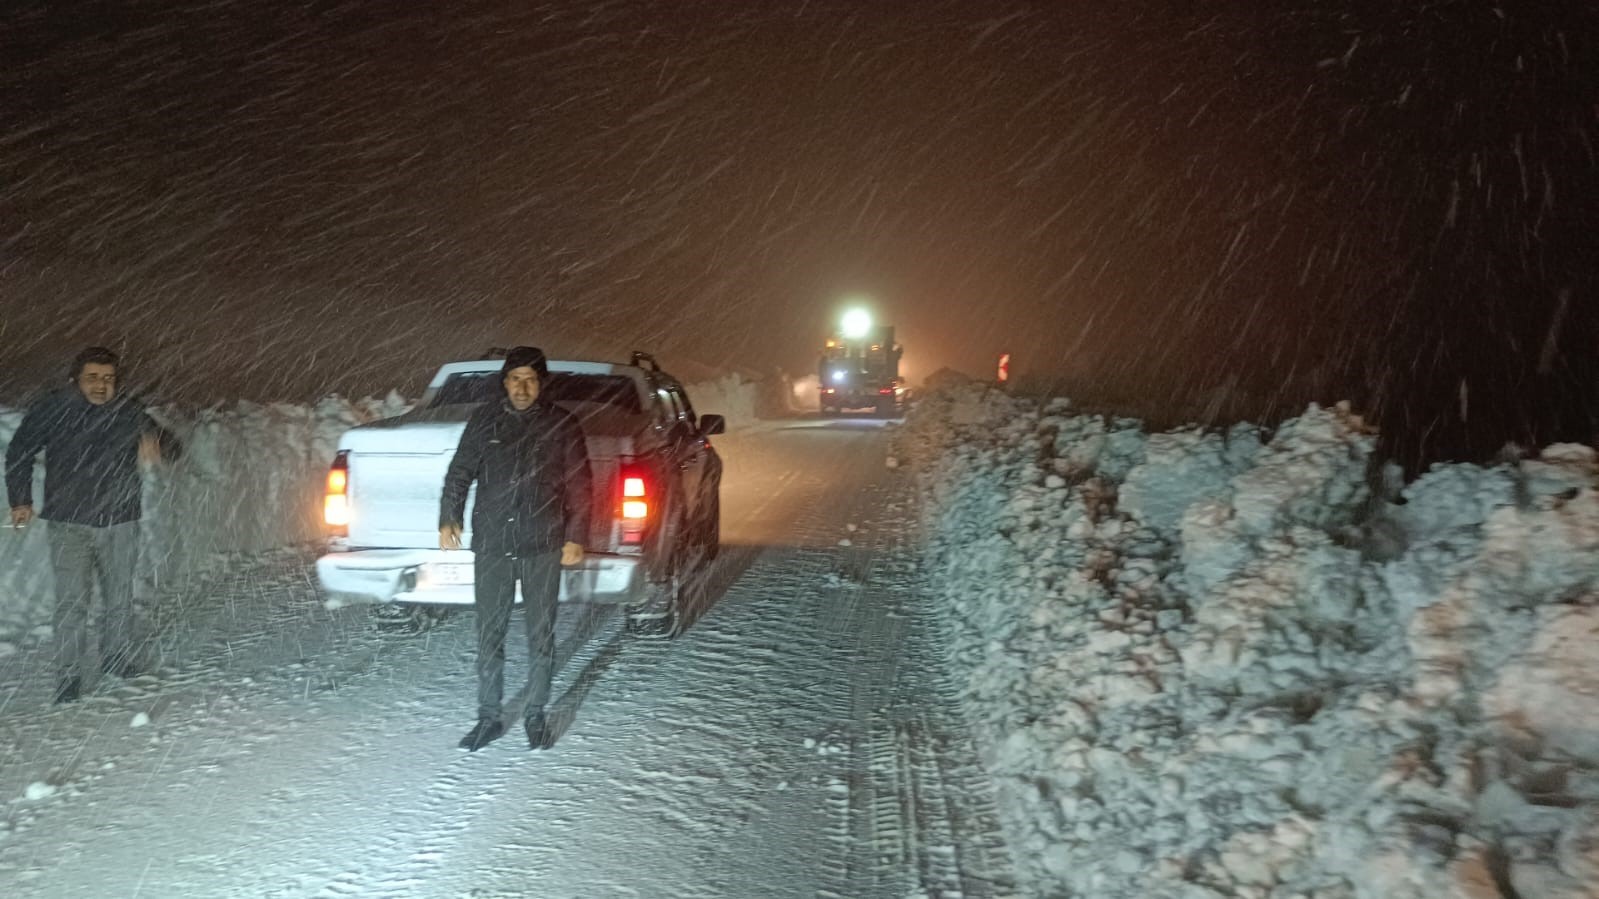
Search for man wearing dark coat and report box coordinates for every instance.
[5,346,181,703]
[439,346,591,751]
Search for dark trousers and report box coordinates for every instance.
[47,520,140,680]
[473,549,561,722]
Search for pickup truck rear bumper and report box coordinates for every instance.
[315,549,645,606]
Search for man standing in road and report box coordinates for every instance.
[5,346,181,703]
[440,346,591,752]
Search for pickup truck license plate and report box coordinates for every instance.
[424,562,474,586]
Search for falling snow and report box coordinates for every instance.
[3,2,1599,896]
[3,1,1597,468]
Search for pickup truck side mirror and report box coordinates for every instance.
[699,414,726,436]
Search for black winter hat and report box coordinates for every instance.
[501,345,549,380]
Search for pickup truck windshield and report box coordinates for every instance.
[430,372,642,413]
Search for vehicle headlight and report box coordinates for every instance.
[840,308,872,339]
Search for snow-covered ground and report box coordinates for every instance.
[0,407,1011,898]
[900,381,1599,898]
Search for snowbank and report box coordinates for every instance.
[0,393,411,642]
[0,373,763,641]
[682,372,760,429]
[902,383,1599,898]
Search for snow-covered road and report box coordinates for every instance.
[0,418,1014,898]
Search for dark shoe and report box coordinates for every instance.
[457,718,505,752]
[53,677,81,705]
[524,710,553,750]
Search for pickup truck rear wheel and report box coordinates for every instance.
[625,589,684,639]
[627,530,705,639]
[373,603,451,634]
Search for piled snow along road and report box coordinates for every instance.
[901,382,1599,899]
[0,392,412,642]
[0,374,763,643]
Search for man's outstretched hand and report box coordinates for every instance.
[561,542,584,566]
[8,505,32,529]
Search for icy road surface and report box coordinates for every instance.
[0,418,1014,898]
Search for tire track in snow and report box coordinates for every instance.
[896,512,1019,899]
[787,451,1012,899]
[829,470,1018,898]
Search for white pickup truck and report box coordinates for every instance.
[315,351,724,636]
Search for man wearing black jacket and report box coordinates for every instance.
[439,346,592,751]
[5,347,181,703]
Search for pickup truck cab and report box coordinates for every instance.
[315,351,724,636]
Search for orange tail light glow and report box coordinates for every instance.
[324,452,350,530]
[618,464,651,545]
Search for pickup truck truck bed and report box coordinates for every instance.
[315,354,724,628]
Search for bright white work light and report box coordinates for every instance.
[840,308,872,339]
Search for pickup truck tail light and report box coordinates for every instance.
[618,463,650,545]
[324,451,351,532]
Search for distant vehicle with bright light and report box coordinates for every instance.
[315,350,723,637]
[819,308,904,415]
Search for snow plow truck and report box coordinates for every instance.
[818,308,904,415]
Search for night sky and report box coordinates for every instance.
[3,1,1596,471]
